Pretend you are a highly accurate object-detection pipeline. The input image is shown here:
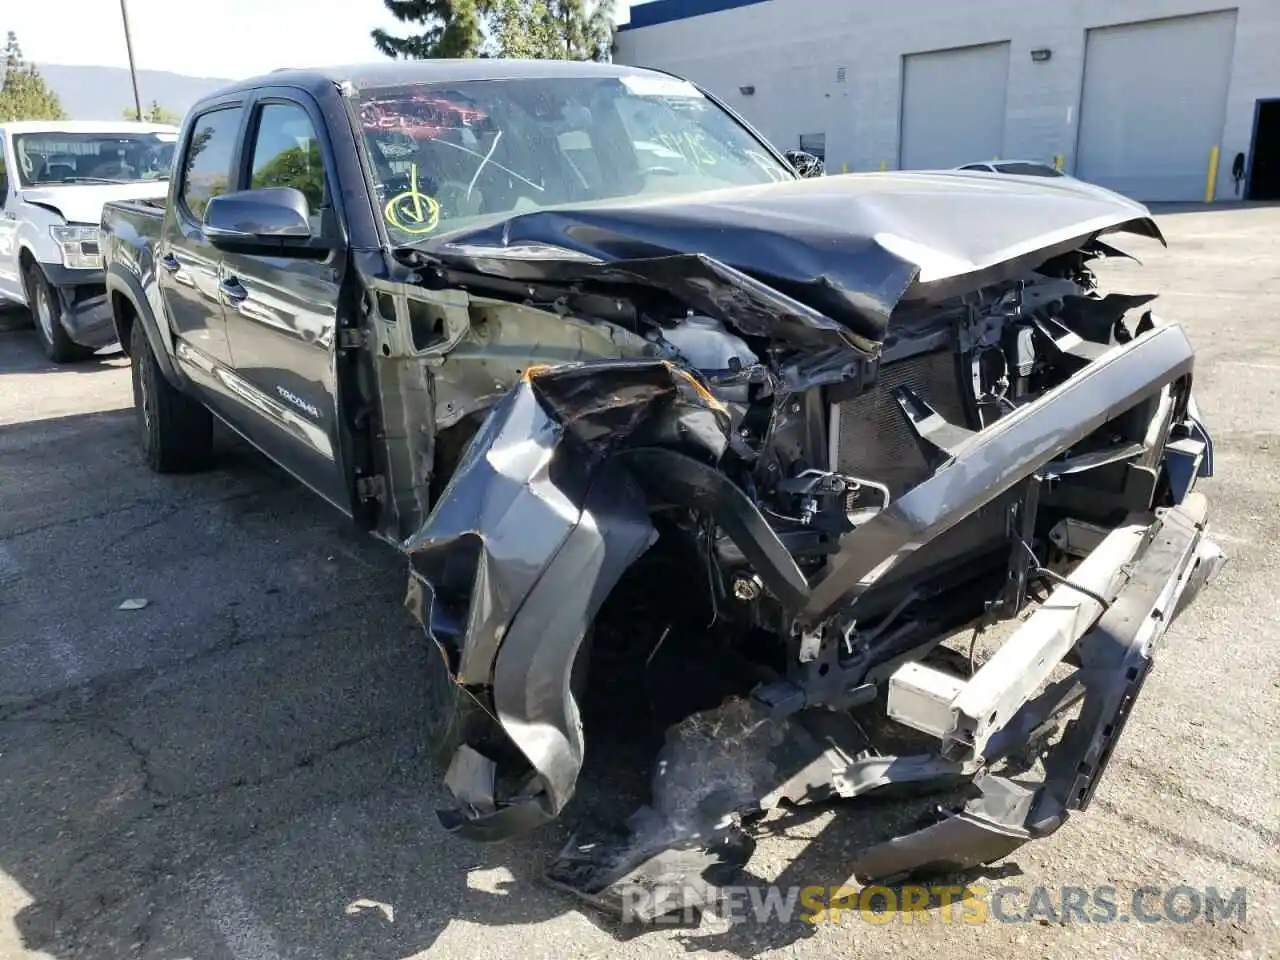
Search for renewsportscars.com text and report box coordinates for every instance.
[622,883,1249,926]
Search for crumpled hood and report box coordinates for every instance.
[22,181,169,226]
[425,171,1163,349]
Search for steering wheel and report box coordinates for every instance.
[87,161,132,180]
[435,178,484,218]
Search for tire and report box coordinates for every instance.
[129,319,215,473]
[25,263,93,363]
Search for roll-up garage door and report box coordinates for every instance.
[900,42,1011,170]
[1076,11,1237,201]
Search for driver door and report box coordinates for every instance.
[218,91,352,515]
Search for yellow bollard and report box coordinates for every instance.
[1204,145,1220,203]
[879,160,887,172]
[841,162,848,174]
[1054,154,1065,172]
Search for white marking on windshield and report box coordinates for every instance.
[428,136,545,193]
[466,130,502,200]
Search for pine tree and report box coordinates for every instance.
[0,30,66,121]
[488,0,615,59]
[371,0,615,61]
[371,0,489,59]
[492,0,557,58]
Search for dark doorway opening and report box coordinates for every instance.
[1247,99,1280,200]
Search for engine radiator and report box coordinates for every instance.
[831,348,1012,588]
[832,349,971,496]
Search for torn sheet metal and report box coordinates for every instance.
[546,494,1223,913]
[382,149,1219,912]
[405,359,728,685]
[405,359,740,839]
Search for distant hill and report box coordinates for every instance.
[36,64,233,122]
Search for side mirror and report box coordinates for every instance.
[784,150,825,178]
[203,187,312,250]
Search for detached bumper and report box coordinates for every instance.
[854,492,1224,882]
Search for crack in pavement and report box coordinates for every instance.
[1113,756,1280,848]
[0,575,409,718]
[0,487,276,542]
[0,609,259,719]
[1094,796,1280,884]
[1,711,400,814]
[0,710,408,953]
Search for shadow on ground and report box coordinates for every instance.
[0,403,929,959]
[0,324,125,377]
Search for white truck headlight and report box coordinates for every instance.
[49,224,103,270]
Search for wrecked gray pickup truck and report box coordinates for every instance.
[101,60,1222,919]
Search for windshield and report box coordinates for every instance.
[12,131,177,186]
[356,74,793,244]
[992,162,1062,177]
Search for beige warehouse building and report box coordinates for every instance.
[615,0,1280,201]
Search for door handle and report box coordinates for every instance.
[218,277,248,305]
[160,253,180,272]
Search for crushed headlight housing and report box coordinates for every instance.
[49,224,102,270]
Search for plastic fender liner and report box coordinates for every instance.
[617,447,810,611]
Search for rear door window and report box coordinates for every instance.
[180,106,244,220]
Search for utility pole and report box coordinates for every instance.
[120,0,143,121]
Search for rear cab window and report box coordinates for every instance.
[179,106,244,221]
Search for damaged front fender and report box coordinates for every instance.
[406,359,771,838]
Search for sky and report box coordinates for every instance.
[7,0,648,79]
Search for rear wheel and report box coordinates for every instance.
[25,264,92,363]
[129,320,215,473]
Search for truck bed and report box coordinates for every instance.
[103,196,166,219]
[100,199,166,287]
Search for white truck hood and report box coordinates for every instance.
[21,181,169,226]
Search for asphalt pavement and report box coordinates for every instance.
[0,204,1277,959]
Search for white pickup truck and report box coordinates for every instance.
[0,119,177,361]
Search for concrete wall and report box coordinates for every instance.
[615,0,1280,200]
